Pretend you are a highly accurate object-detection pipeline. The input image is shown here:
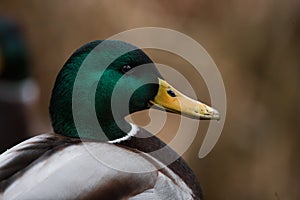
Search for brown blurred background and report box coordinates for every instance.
[0,0,299,199]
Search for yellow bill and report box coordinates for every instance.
[149,78,220,120]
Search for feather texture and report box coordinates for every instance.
[0,133,196,199]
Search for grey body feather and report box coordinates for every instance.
[0,133,193,200]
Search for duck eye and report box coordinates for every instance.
[120,65,132,73]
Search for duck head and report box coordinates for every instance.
[0,19,29,81]
[50,40,220,142]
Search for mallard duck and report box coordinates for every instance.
[0,40,220,199]
[0,18,39,153]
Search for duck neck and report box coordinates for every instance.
[98,117,137,142]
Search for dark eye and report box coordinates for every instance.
[120,65,133,73]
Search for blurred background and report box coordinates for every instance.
[0,0,299,199]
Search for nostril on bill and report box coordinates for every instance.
[167,89,176,97]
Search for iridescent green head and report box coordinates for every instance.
[49,40,220,142]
